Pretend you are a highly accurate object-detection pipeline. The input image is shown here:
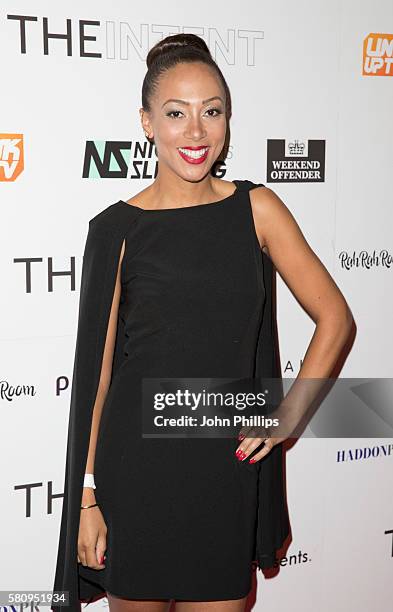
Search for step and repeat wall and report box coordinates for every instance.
[1,1,392,610]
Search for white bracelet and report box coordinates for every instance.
[83,473,96,489]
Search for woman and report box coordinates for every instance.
[52,33,352,612]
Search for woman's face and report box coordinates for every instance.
[141,61,227,182]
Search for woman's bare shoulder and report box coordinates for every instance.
[211,177,239,198]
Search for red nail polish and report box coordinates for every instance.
[249,458,256,463]
[238,433,245,441]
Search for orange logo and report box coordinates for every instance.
[363,33,393,76]
[0,134,24,181]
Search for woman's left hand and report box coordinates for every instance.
[235,426,286,463]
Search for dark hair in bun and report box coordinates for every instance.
[142,33,232,119]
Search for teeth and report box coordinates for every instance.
[178,147,209,159]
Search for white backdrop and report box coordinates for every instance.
[1,1,392,610]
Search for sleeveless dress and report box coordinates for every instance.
[51,179,290,610]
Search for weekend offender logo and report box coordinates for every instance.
[0,134,24,181]
[363,33,393,76]
[266,138,325,183]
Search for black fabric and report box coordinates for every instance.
[51,179,290,610]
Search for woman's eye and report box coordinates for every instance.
[166,108,223,119]
[205,107,222,117]
[166,110,183,119]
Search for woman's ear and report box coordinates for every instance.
[140,107,153,140]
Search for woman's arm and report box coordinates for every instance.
[81,238,126,508]
[236,187,354,459]
[250,186,353,378]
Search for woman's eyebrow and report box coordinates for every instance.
[161,96,224,108]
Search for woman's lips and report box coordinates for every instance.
[177,146,209,165]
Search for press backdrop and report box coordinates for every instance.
[1,1,392,611]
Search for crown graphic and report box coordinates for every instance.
[288,140,306,155]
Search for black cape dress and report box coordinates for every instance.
[51,179,290,610]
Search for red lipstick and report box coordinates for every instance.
[177,146,210,165]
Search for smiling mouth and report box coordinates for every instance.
[177,146,210,163]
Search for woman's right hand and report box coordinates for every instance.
[77,492,107,569]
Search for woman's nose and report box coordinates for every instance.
[184,117,207,140]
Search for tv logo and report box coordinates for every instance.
[0,134,24,181]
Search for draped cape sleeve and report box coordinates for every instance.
[51,203,142,611]
[251,185,291,568]
[238,180,291,569]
